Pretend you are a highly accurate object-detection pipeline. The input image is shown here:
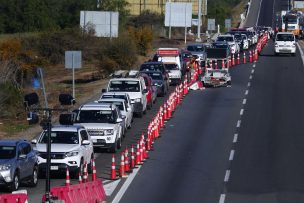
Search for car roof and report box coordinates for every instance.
[102,92,128,97]
[0,139,28,146]
[109,78,141,82]
[98,98,125,103]
[51,124,85,132]
[80,102,116,110]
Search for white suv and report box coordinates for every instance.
[274,32,296,56]
[74,103,124,153]
[106,77,148,117]
[32,125,94,178]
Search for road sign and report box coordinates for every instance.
[65,51,82,69]
[208,19,215,31]
[225,19,231,29]
[165,2,192,27]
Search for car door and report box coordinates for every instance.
[16,143,29,179]
[140,79,147,110]
[24,143,36,177]
[80,130,91,162]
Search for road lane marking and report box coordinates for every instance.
[219,194,226,203]
[251,69,255,74]
[112,165,142,203]
[256,0,263,26]
[240,109,244,116]
[249,75,253,80]
[245,90,249,95]
[248,82,251,87]
[224,170,230,182]
[229,150,235,161]
[296,42,304,67]
[233,134,238,143]
[236,120,241,128]
[253,64,256,68]
[243,99,247,105]
[104,179,121,196]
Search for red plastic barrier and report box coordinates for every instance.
[43,179,106,203]
[0,193,28,203]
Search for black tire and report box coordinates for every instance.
[143,108,147,115]
[292,53,296,57]
[88,154,94,174]
[10,172,19,191]
[227,81,232,86]
[127,121,132,129]
[29,166,38,187]
[117,137,122,149]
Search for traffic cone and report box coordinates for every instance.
[222,59,225,69]
[163,103,168,121]
[228,56,231,68]
[124,148,130,173]
[255,49,259,60]
[167,101,172,119]
[215,60,218,69]
[131,145,135,169]
[232,54,235,66]
[83,162,88,183]
[92,158,97,181]
[120,152,127,178]
[237,53,240,65]
[65,167,70,186]
[249,51,252,63]
[243,52,246,64]
[210,60,213,69]
[135,142,141,165]
[78,172,82,184]
[139,139,144,163]
[111,155,117,180]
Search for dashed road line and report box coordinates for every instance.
[247,82,251,87]
[229,150,235,161]
[233,134,238,143]
[240,109,244,116]
[249,75,253,80]
[224,170,231,182]
[236,120,241,128]
[245,90,249,95]
[251,69,255,74]
[243,99,247,105]
[219,194,226,203]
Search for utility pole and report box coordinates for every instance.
[196,0,202,41]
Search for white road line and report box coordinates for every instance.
[229,150,235,161]
[249,75,253,80]
[112,165,142,203]
[237,120,241,128]
[248,82,251,87]
[240,109,244,116]
[256,0,263,26]
[219,194,226,203]
[253,64,256,68]
[245,90,249,95]
[224,170,231,182]
[233,134,238,143]
[104,179,121,196]
[296,42,304,67]
[251,69,255,74]
[243,99,247,105]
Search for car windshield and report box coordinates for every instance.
[234,35,242,40]
[140,64,164,73]
[242,35,247,40]
[144,72,163,80]
[276,34,294,41]
[0,146,16,159]
[75,110,115,123]
[187,45,205,52]
[285,16,297,24]
[39,131,79,144]
[164,64,179,70]
[109,81,140,92]
[217,36,233,42]
[100,101,124,111]
[213,43,229,49]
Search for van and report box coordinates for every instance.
[274,32,296,56]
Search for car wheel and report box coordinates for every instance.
[292,53,296,57]
[10,172,19,191]
[227,81,232,86]
[88,154,94,174]
[29,166,38,187]
[143,108,147,115]
[117,137,122,149]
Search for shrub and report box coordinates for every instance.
[0,83,23,119]
[128,26,153,56]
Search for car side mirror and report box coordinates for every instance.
[18,154,27,160]
[142,89,148,94]
[82,140,90,145]
[116,118,123,123]
[31,139,37,144]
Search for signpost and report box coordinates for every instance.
[65,51,82,99]
[225,19,231,30]
[208,19,216,31]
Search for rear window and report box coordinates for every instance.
[109,81,140,92]
[276,34,294,41]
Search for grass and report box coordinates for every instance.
[0,121,31,136]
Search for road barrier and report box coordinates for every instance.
[0,193,28,203]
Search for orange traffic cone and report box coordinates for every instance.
[249,51,252,63]
[124,148,130,173]
[120,152,127,178]
[131,145,135,169]
[111,155,117,180]
[237,53,240,65]
[232,54,235,66]
[135,142,141,165]
[222,59,225,69]
[65,167,70,186]
[78,172,82,184]
[83,162,88,183]
[243,52,246,64]
[92,158,97,181]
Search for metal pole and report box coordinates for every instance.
[72,53,75,99]
[197,0,202,41]
[185,4,187,44]
[169,1,172,39]
[38,68,48,108]
[45,111,52,202]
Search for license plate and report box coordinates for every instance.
[50,166,58,170]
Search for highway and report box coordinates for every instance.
[14,0,304,202]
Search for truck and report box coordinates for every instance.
[155,48,186,75]
[278,10,304,38]
[205,44,231,69]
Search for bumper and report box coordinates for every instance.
[38,163,78,173]
[169,78,181,85]
[275,47,296,54]
[132,102,143,113]
[0,170,13,184]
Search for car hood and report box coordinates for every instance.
[0,159,14,165]
[35,144,79,153]
[79,123,116,129]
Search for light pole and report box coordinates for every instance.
[196,0,202,41]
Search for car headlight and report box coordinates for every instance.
[0,164,11,171]
[65,151,79,157]
[134,98,141,103]
[106,129,114,135]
